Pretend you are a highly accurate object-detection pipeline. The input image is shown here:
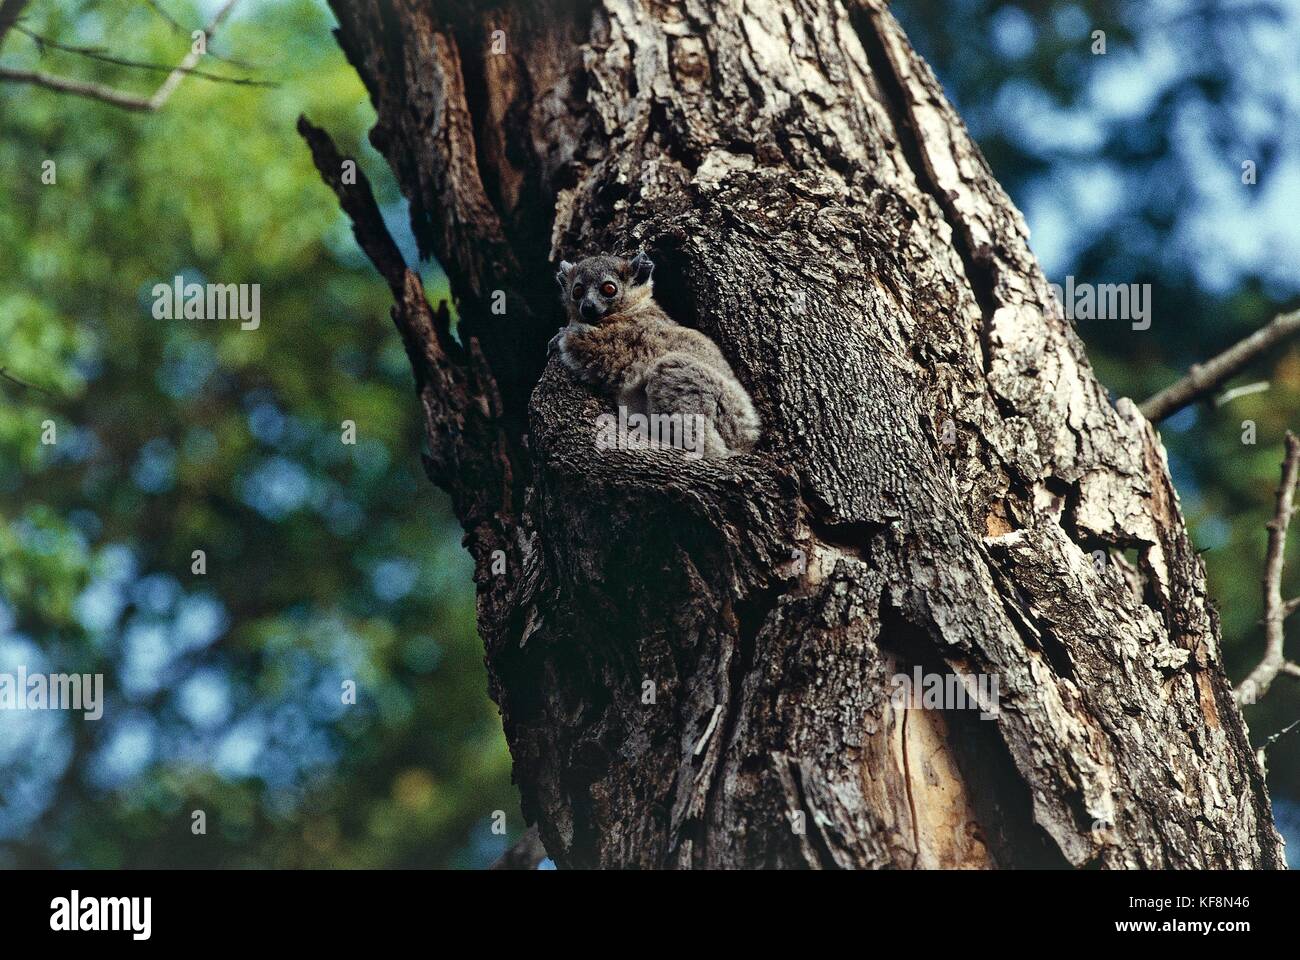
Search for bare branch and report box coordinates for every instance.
[142,0,185,34]
[1236,431,1300,705]
[144,0,252,68]
[297,115,408,299]
[1139,309,1300,423]
[1259,717,1300,752]
[489,826,548,870]
[0,67,157,108]
[1213,380,1269,407]
[0,0,242,111]
[11,24,273,87]
[0,366,52,395]
[145,0,238,109]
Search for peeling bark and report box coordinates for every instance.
[307,0,1283,868]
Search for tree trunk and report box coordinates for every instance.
[305,0,1284,868]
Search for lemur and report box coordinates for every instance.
[550,252,760,458]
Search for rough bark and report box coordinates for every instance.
[305,0,1284,868]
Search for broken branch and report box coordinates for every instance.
[0,0,242,111]
[1236,431,1300,704]
[1139,309,1300,423]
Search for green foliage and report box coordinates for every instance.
[0,0,517,868]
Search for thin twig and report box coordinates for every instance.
[1258,717,1300,752]
[1235,432,1300,704]
[0,367,52,395]
[144,0,239,109]
[0,0,242,111]
[11,24,272,86]
[146,0,252,67]
[1139,309,1300,422]
[142,0,185,34]
[1214,381,1269,407]
[16,25,111,56]
[0,67,162,109]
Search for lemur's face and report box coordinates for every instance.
[556,253,654,323]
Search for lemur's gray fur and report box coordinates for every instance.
[550,252,760,458]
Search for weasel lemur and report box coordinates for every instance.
[550,253,760,458]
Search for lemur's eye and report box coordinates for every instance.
[601,282,617,296]
[572,284,584,300]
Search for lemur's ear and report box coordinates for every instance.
[629,251,655,285]
[555,260,574,288]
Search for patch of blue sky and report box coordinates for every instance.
[0,708,72,838]
[12,511,84,557]
[1012,0,1300,300]
[119,620,175,698]
[468,819,509,868]
[213,715,267,780]
[1164,404,1198,434]
[990,5,1037,60]
[259,712,337,789]
[1022,163,1125,279]
[132,438,177,494]
[119,600,229,703]
[1165,451,1202,514]
[172,593,229,651]
[176,667,233,731]
[1193,515,1232,553]
[74,577,127,634]
[132,573,181,615]
[95,543,138,584]
[1086,35,1179,122]
[247,399,288,446]
[995,79,1107,155]
[370,558,419,603]
[1273,796,1300,868]
[239,454,315,520]
[308,670,351,723]
[1052,4,1090,40]
[45,424,100,466]
[86,712,156,791]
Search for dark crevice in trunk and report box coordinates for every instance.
[878,595,1071,868]
[849,6,1001,364]
[455,19,504,224]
